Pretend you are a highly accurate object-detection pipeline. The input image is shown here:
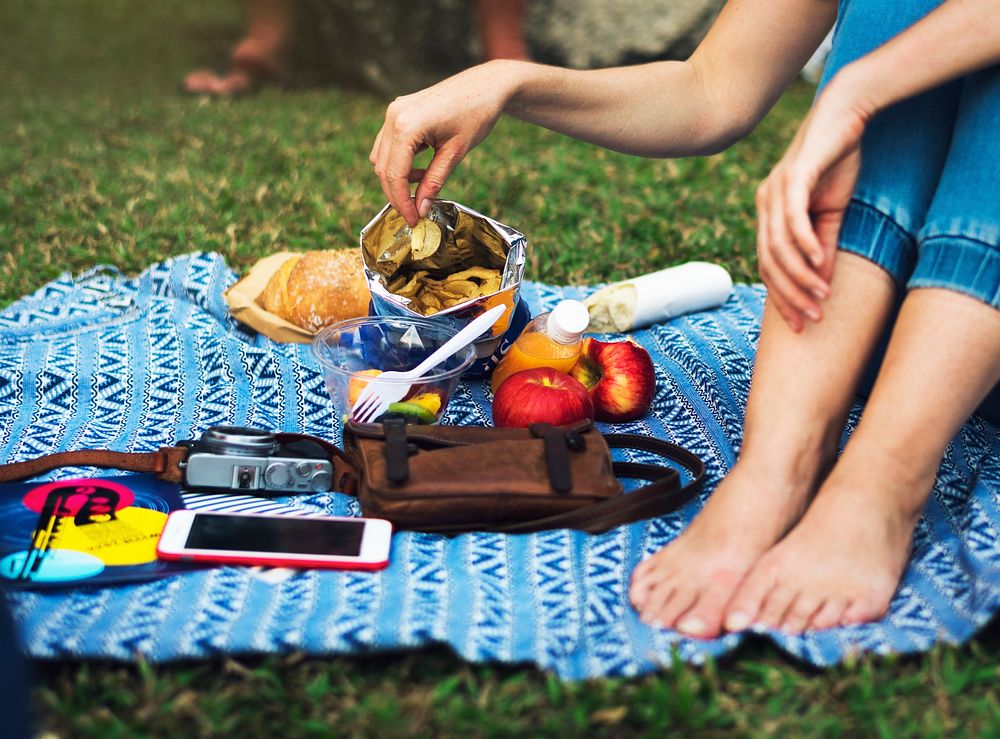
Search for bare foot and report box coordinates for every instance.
[723,449,933,633]
[629,447,833,639]
[184,39,285,97]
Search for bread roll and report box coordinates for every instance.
[259,249,370,331]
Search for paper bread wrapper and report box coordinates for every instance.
[583,262,733,332]
[224,251,317,344]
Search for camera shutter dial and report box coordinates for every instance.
[310,470,333,492]
[264,462,292,488]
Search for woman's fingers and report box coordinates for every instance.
[784,170,827,272]
[369,127,384,167]
[756,163,836,330]
[371,124,399,213]
[381,132,421,225]
[769,227,829,306]
[413,141,465,218]
[765,176,824,323]
[758,251,805,332]
[371,100,419,224]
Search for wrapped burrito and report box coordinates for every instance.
[583,262,733,333]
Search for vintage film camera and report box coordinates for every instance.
[180,426,333,494]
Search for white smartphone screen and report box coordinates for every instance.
[185,514,365,556]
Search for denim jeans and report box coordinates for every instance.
[819,0,1000,424]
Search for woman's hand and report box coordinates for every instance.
[755,78,873,331]
[370,61,521,226]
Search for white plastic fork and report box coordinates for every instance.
[350,304,508,424]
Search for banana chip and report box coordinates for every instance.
[393,271,427,298]
[444,266,497,282]
[440,280,478,297]
[410,218,442,261]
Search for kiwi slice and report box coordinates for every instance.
[382,401,437,425]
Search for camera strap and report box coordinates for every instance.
[0,434,357,493]
[0,447,190,484]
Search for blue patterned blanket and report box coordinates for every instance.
[1,253,998,679]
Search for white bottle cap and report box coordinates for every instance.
[547,300,590,344]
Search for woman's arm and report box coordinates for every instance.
[757,0,1000,331]
[372,0,837,225]
[836,0,1000,117]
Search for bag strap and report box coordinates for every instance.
[491,433,705,534]
[405,433,706,535]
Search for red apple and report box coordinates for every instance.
[569,338,655,422]
[492,367,595,428]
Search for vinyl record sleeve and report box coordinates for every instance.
[0,474,202,589]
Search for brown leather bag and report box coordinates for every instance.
[0,421,704,535]
[341,418,705,534]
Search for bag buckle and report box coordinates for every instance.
[529,423,585,494]
[383,417,411,485]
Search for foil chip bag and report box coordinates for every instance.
[360,200,527,368]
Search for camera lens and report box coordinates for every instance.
[201,426,278,457]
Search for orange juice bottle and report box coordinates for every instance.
[490,300,590,392]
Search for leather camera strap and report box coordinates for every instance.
[0,432,359,495]
[0,448,190,484]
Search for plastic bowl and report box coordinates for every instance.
[312,316,476,425]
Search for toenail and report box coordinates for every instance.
[726,612,750,632]
[678,617,706,636]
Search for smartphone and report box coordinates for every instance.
[156,510,392,571]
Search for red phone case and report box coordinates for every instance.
[156,547,390,571]
[156,512,392,571]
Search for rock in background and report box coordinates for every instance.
[527,0,723,69]
[298,0,724,97]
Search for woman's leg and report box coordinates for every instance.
[477,0,530,61]
[725,289,1000,632]
[630,254,897,636]
[184,0,294,97]
[725,67,1000,633]
[630,0,961,637]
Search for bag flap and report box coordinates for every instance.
[344,419,593,447]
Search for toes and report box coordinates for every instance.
[808,598,847,631]
[778,594,822,634]
[642,586,697,630]
[756,583,797,630]
[631,565,678,623]
[841,596,889,626]
[209,71,255,97]
[724,561,778,632]
[629,553,669,610]
[675,569,744,639]
[184,70,219,94]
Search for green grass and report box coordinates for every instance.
[3,1,999,736]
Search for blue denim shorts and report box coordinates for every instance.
[821,0,1000,310]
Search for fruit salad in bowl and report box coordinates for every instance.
[313,316,476,425]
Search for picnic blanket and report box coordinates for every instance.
[1,252,998,679]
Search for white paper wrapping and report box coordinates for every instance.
[583,262,734,332]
